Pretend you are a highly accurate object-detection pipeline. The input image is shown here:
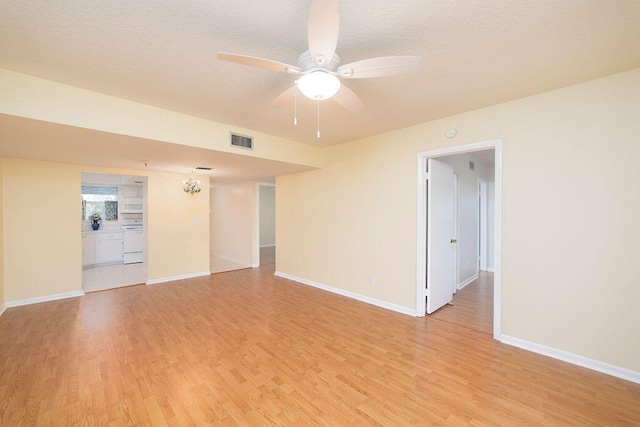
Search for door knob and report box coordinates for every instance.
[450,239,457,243]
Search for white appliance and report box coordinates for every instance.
[120,198,144,213]
[122,218,144,264]
[120,185,144,213]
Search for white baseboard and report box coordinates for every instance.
[5,290,85,308]
[146,271,210,285]
[487,267,495,272]
[0,303,6,317]
[259,244,276,248]
[251,263,260,268]
[274,271,416,317]
[457,273,479,290]
[501,335,640,385]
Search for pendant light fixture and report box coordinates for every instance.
[182,171,201,196]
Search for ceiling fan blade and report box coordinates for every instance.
[271,86,297,107]
[338,56,422,79]
[332,84,364,112]
[308,0,339,66]
[217,53,301,74]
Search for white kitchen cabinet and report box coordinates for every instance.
[120,185,144,213]
[82,232,96,267]
[120,198,143,213]
[121,185,142,198]
[96,232,124,264]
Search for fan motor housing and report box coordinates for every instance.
[297,50,341,73]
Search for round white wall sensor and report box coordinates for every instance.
[446,128,457,138]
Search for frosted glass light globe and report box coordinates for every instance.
[297,71,341,100]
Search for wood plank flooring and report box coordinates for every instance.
[430,272,493,334]
[1,266,639,425]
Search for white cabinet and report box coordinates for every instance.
[120,185,144,213]
[96,232,124,264]
[82,232,96,267]
[121,185,142,198]
[120,198,143,213]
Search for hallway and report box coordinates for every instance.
[429,272,493,334]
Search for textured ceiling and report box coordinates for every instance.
[0,0,639,176]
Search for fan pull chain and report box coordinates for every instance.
[317,99,320,139]
[294,81,298,126]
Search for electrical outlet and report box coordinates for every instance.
[369,275,375,285]
[296,260,300,268]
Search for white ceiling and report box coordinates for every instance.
[1,0,639,179]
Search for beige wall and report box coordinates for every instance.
[2,159,210,302]
[277,68,640,372]
[210,182,257,268]
[0,69,323,169]
[3,159,83,301]
[147,173,210,280]
[0,158,4,307]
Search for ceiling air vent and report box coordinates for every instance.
[230,132,253,150]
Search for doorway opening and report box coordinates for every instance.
[478,179,489,272]
[258,184,276,266]
[81,172,148,292]
[416,139,502,339]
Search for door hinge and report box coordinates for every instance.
[425,172,431,180]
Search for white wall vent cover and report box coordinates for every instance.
[230,133,253,150]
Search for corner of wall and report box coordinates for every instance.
[0,157,4,310]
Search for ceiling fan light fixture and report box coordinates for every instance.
[297,71,341,100]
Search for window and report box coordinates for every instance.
[82,185,118,221]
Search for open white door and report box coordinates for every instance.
[426,158,456,314]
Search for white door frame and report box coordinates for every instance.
[416,139,503,340]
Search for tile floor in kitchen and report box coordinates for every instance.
[82,263,146,293]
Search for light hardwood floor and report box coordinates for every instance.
[430,271,494,334]
[1,266,639,425]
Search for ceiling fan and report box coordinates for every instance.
[217,0,422,114]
